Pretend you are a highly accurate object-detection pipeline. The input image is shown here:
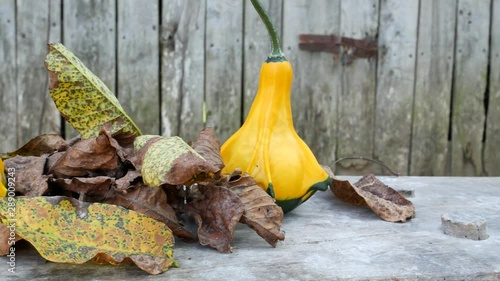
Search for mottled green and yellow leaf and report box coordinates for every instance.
[0,196,176,274]
[45,43,141,139]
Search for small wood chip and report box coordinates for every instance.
[441,212,489,240]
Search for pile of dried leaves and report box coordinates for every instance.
[0,43,415,275]
[0,128,285,274]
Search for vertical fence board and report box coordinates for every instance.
[485,0,500,176]
[161,0,182,137]
[63,0,116,138]
[335,0,379,175]
[243,0,282,118]
[451,0,490,176]
[161,0,205,142]
[410,0,456,176]
[0,0,17,152]
[375,0,419,175]
[16,0,60,146]
[205,0,243,143]
[117,0,159,135]
[45,0,62,134]
[5,1,499,176]
[282,0,340,166]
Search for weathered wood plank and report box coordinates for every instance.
[160,0,182,137]
[63,0,116,138]
[335,0,379,175]
[16,0,60,146]
[204,0,244,143]
[161,0,205,142]
[451,0,490,176]
[410,0,456,176]
[243,0,282,118]
[374,0,419,175]
[485,0,500,176]
[117,0,159,135]
[0,0,17,152]
[282,0,341,166]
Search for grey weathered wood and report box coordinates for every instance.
[410,0,456,176]
[451,0,490,176]
[117,0,159,135]
[374,0,419,175]
[161,0,206,142]
[16,0,60,146]
[335,0,379,175]
[485,0,500,176]
[0,0,17,152]
[2,177,500,280]
[160,0,182,137]
[243,0,282,118]
[63,0,116,138]
[204,0,244,143]
[5,1,500,176]
[282,0,340,166]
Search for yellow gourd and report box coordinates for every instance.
[221,0,332,213]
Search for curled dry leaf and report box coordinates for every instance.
[190,128,224,170]
[186,185,244,253]
[330,178,367,207]
[0,196,177,274]
[226,174,285,247]
[49,129,123,178]
[51,176,114,199]
[331,174,415,222]
[133,135,220,186]
[110,132,137,161]
[4,156,49,196]
[115,169,142,191]
[106,185,196,241]
[1,134,68,160]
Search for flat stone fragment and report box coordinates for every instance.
[441,212,489,240]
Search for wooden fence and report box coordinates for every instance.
[0,0,499,176]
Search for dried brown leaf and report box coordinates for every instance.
[49,129,123,178]
[105,184,196,241]
[186,185,244,253]
[51,176,114,199]
[4,156,49,196]
[190,128,224,170]
[331,174,415,222]
[115,170,142,191]
[1,134,68,160]
[226,174,285,247]
[110,131,137,156]
[46,151,64,173]
[331,178,367,207]
[133,135,220,186]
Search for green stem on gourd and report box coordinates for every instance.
[250,0,286,62]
